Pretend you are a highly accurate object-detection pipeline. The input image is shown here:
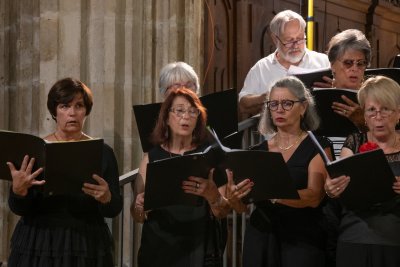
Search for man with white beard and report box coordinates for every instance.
[239,10,330,115]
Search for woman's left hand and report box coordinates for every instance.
[82,174,112,204]
[332,95,364,128]
[393,176,400,194]
[182,168,220,202]
[226,169,253,204]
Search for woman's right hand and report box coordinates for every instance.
[226,169,253,212]
[7,155,45,197]
[324,174,350,198]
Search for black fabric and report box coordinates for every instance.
[333,132,400,266]
[138,144,224,267]
[7,144,122,267]
[243,135,329,267]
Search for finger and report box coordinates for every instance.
[20,155,29,170]
[31,179,46,186]
[313,81,332,88]
[92,174,105,184]
[6,162,16,173]
[26,158,36,174]
[82,182,101,190]
[322,76,333,83]
[225,169,234,186]
[31,167,44,179]
[341,95,357,106]
[208,168,215,181]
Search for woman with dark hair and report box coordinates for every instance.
[132,87,252,267]
[7,77,123,266]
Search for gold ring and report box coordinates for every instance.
[343,110,347,115]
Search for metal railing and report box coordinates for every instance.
[117,115,261,267]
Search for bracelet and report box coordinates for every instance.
[325,189,335,198]
[270,199,278,204]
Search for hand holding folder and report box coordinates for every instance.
[308,131,397,210]
[311,87,359,137]
[0,130,103,196]
[143,129,299,210]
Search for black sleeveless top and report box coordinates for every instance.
[138,144,224,267]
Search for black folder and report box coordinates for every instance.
[295,68,400,88]
[308,131,397,210]
[311,87,359,137]
[0,130,103,196]
[364,68,400,85]
[294,68,332,89]
[144,129,299,210]
[133,88,239,152]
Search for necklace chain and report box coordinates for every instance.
[276,131,304,151]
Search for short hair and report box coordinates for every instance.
[269,10,306,37]
[358,75,400,110]
[158,62,200,95]
[327,29,371,65]
[47,77,93,121]
[258,76,320,135]
[151,88,207,146]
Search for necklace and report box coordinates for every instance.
[276,131,304,151]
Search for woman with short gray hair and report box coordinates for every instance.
[158,61,200,97]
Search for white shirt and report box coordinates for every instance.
[239,49,330,101]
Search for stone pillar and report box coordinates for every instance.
[0,0,203,265]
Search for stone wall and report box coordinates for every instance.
[0,0,203,265]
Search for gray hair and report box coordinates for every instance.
[327,29,371,65]
[269,10,306,37]
[258,76,320,135]
[158,61,200,95]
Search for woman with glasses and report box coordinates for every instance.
[132,87,252,266]
[319,29,372,130]
[324,76,400,267]
[242,76,332,267]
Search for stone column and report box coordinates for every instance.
[0,0,203,265]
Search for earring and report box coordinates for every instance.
[331,72,336,88]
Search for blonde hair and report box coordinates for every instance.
[358,75,400,110]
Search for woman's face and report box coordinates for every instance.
[167,96,199,138]
[55,93,87,134]
[268,87,306,131]
[364,97,400,139]
[331,49,367,89]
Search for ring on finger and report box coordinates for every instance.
[343,110,347,115]
[195,182,200,189]
[336,187,340,191]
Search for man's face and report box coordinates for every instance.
[275,20,306,64]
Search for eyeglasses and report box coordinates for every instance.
[169,106,200,118]
[167,82,196,91]
[365,107,394,118]
[275,35,306,48]
[266,99,304,111]
[339,59,368,69]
